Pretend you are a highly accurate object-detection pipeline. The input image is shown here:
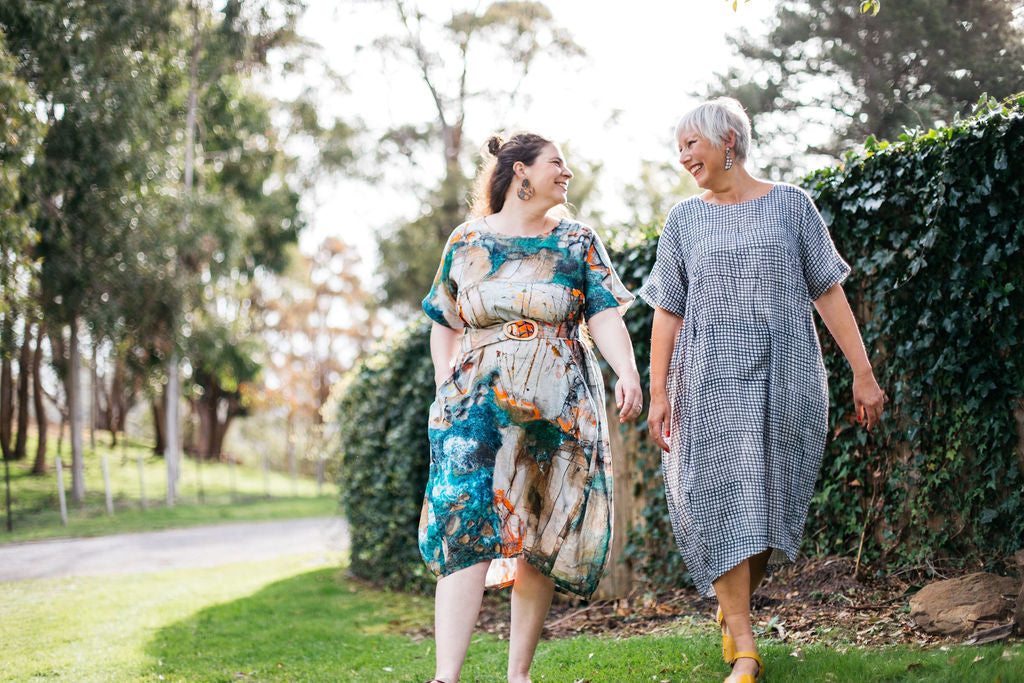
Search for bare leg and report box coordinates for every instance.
[747,548,772,595]
[507,559,555,683]
[714,549,772,680]
[433,560,489,683]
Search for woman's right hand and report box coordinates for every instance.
[648,394,671,452]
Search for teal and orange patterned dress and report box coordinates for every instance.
[420,217,633,598]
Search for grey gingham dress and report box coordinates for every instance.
[639,184,850,597]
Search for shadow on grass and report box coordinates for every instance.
[144,566,434,682]
[144,566,1024,682]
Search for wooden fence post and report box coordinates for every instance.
[101,454,113,515]
[595,398,642,600]
[137,453,147,510]
[55,456,68,526]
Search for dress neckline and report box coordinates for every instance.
[475,216,565,238]
[697,183,778,207]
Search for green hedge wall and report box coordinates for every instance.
[335,321,435,592]
[801,96,1024,570]
[335,96,1024,591]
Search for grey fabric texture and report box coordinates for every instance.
[639,183,850,597]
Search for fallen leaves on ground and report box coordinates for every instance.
[406,555,1021,650]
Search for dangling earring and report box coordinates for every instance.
[724,147,734,171]
[517,178,535,201]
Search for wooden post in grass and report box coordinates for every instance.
[263,452,270,498]
[4,453,12,532]
[228,457,237,501]
[137,453,147,510]
[196,456,204,504]
[290,450,298,497]
[316,458,325,496]
[101,454,113,515]
[55,456,68,526]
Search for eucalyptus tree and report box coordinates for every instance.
[0,34,41,464]
[370,0,585,309]
[155,0,306,499]
[175,70,306,463]
[1,0,178,501]
[707,0,1024,174]
[0,34,42,523]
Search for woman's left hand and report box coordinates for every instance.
[615,374,644,423]
[853,369,886,431]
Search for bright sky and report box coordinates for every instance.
[285,0,778,267]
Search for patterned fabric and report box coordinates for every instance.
[420,217,633,598]
[639,184,850,598]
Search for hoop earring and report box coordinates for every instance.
[517,178,535,201]
[724,147,734,171]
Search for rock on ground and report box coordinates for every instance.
[909,571,1019,636]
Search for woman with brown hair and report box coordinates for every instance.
[421,132,642,682]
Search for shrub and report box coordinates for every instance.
[335,320,435,592]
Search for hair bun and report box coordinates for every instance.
[486,135,503,156]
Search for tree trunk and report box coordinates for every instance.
[210,396,237,462]
[0,314,13,459]
[165,354,179,505]
[13,318,32,460]
[152,393,166,455]
[31,323,47,474]
[109,354,127,446]
[194,394,215,460]
[163,0,202,501]
[89,342,97,451]
[67,317,84,502]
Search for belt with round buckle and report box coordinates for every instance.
[503,319,539,340]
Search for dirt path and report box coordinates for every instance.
[0,517,349,582]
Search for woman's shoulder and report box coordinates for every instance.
[557,218,603,244]
[668,194,705,215]
[444,219,483,247]
[770,182,815,207]
[663,195,706,230]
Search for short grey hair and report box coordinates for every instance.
[675,97,752,161]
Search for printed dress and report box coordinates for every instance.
[639,184,850,598]
[420,217,633,598]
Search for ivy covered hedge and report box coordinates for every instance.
[801,96,1024,570]
[335,96,1024,591]
[334,320,435,592]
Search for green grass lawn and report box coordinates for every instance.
[1,554,1021,682]
[1,434,338,543]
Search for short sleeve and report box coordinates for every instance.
[583,227,634,320]
[638,209,688,318]
[798,193,851,300]
[421,227,466,329]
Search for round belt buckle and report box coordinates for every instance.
[504,319,539,340]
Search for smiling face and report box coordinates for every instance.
[520,142,573,206]
[677,126,729,188]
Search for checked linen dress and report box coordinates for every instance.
[420,218,633,598]
[639,184,850,597]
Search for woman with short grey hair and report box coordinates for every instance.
[641,97,885,683]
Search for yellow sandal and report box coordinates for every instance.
[716,606,735,663]
[725,651,762,682]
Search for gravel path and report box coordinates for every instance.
[0,516,349,582]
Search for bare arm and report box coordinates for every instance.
[429,322,462,388]
[648,306,684,451]
[587,308,643,424]
[813,283,885,430]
